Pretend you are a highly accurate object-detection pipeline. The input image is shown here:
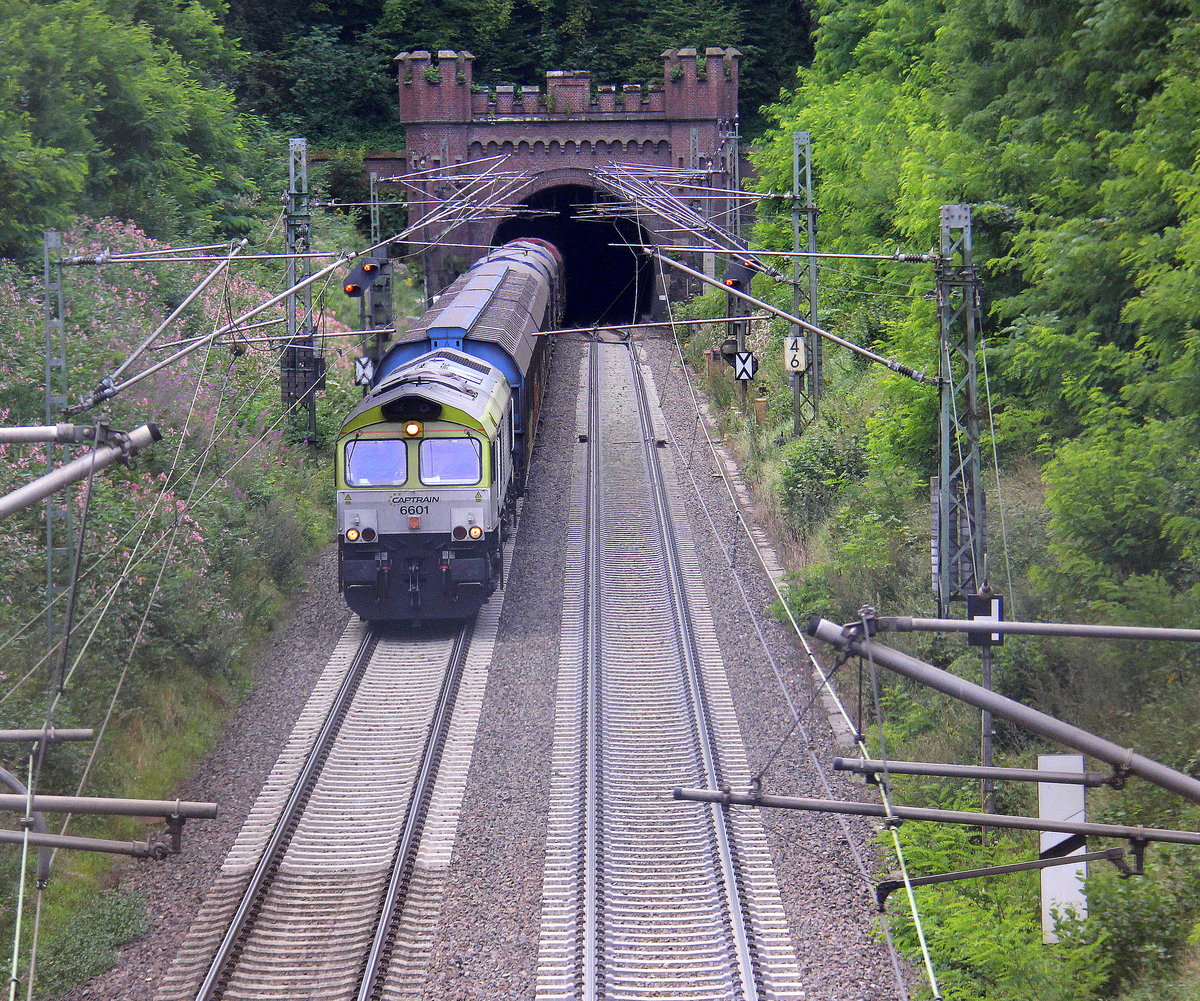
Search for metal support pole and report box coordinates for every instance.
[833,758,1111,787]
[366,172,393,365]
[729,289,748,407]
[982,645,995,816]
[0,828,164,858]
[674,787,1200,846]
[42,232,71,648]
[871,615,1200,643]
[0,426,116,445]
[792,131,820,434]
[875,848,1130,911]
[934,204,986,615]
[0,425,162,520]
[728,118,742,242]
[0,793,216,818]
[0,730,93,744]
[283,138,322,443]
[807,617,1200,804]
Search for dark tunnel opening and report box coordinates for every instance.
[493,185,654,327]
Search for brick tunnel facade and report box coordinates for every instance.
[379,47,743,325]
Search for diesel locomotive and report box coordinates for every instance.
[336,238,564,621]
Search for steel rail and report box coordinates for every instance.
[356,621,475,1000]
[626,344,761,1001]
[193,627,377,1001]
[582,340,603,999]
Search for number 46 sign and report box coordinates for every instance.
[784,334,807,373]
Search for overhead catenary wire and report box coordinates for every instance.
[979,339,1017,614]
[67,239,249,414]
[646,247,938,386]
[0,295,323,697]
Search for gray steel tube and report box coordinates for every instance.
[880,616,1200,644]
[0,828,155,857]
[674,788,1200,846]
[0,729,94,743]
[0,767,51,885]
[808,617,1200,805]
[0,424,161,520]
[0,425,93,444]
[833,757,1109,786]
[0,794,216,819]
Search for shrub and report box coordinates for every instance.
[779,420,866,534]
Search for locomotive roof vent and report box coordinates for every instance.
[381,396,443,422]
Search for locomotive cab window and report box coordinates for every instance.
[345,438,407,486]
[420,436,482,486]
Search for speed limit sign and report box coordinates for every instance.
[784,334,807,372]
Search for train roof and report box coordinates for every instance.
[391,240,559,375]
[340,348,511,438]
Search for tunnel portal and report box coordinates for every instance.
[493,185,654,327]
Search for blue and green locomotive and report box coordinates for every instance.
[336,238,563,621]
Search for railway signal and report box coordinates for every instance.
[343,258,386,297]
[723,257,758,290]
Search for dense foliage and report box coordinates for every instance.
[223,0,813,140]
[0,0,276,258]
[709,0,1200,996]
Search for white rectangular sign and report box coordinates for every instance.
[784,334,806,373]
[1039,754,1088,942]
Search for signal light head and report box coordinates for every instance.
[342,258,385,298]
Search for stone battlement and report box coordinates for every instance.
[395,48,739,124]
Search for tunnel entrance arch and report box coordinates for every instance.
[492,184,655,327]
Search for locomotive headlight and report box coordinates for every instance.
[403,421,423,437]
[452,526,468,541]
[468,525,484,540]
[346,528,361,542]
[361,527,377,542]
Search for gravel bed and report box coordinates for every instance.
[62,546,351,1001]
[61,330,910,1000]
[416,336,581,998]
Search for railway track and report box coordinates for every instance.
[158,554,510,1001]
[537,339,805,999]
